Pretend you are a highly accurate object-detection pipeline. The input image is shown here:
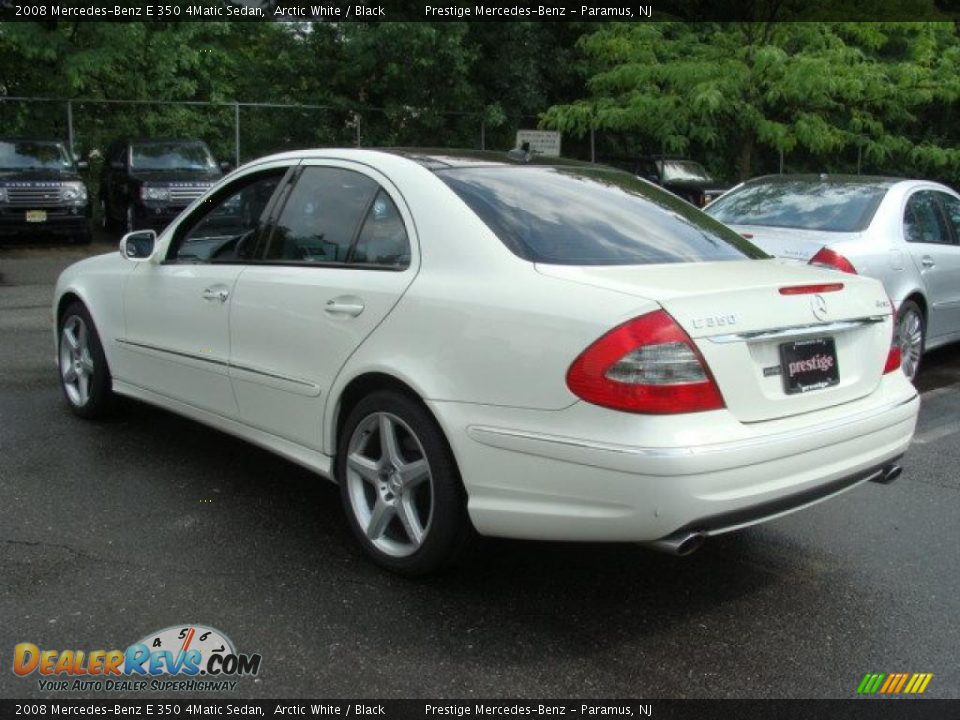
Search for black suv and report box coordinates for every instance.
[100,138,230,233]
[608,156,729,208]
[0,138,92,243]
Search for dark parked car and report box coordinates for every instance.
[608,156,728,208]
[100,138,230,233]
[0,138,91,243]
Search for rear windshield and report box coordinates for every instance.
[437,166,765,266]
[706,180,888,232]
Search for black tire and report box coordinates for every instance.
[897,299,925,383]
[125,204,137,234]
[57,301,116,419]
[337,390,471,576]
[72,227,92,245]
[99,197,116,233]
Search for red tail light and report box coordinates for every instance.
[809,247,857,274]
[566,310,725,414]
[884,295,901,374]
[779,283,844,295]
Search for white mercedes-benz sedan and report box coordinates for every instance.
[53,149,919,574]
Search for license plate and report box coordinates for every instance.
[779,337,839,394]
[25,210,47,223]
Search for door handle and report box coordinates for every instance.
[202,287,230,303]
[324,296,365,317]
[921,255,935,269]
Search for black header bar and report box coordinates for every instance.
[0,700,958,719]
[0,0,957,22]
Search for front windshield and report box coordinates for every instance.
[660,161,712,183]
[130,142,217,171]
[0,141,72,171]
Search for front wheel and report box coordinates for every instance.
[897,299,925,382]
[100,198,115,232]
[58,302,115,419]
[337,391,471,575]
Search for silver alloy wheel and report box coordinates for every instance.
[59,314,95,407]
[898,307,923,381]
[345,411,434,558]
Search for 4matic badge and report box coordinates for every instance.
[12,624,262,692]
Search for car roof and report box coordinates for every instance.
[123,138,210,146]
[377,148,609,171]
[0,137,67,144]
[745,173,904,186]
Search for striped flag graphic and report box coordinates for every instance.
[857,672,933,694]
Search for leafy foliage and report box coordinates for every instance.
[542,21,960,182]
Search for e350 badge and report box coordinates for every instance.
[13,624,262,692]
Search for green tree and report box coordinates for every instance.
[542,21,960,182]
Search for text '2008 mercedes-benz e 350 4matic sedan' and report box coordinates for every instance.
[53,149,919,574]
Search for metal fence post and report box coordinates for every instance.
[779,148,784,174]
[234,102,240,167]
[355,113,361,146]
[66,100,74,158]
[590,126,596,163]
[480,118,485,150]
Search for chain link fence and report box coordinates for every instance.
[0,96,528,209]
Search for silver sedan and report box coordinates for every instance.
[706,174,960,380]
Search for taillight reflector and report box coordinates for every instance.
[566,310,725,414]
[884,295,901,374]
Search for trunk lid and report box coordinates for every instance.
[730,224,861,263]
[537,259,893,422]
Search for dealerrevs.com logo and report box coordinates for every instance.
[13,624,262,692]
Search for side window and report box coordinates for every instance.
[265,167,377,264]
[904,191,950,245]
[936,193,960,244]
[168,170,284,263]
[351,190,410,268]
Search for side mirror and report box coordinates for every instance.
[219,161,233,173]
[120,230,157,262]
[76,160,89,172]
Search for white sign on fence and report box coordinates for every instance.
[515,130,562,157]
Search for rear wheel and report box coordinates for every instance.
[58,302,115,419]
[897,299,924,382]
[72,227,92,245]
[337,390,470,575]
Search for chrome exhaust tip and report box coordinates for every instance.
[871,464,903,485]
[646,530,707,556]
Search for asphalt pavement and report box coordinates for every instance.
[1,238,959,700]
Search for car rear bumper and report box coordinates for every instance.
[430,374,919,543]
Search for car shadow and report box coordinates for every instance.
[91,397,809,657]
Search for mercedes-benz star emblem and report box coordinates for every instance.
[811,294,828,320]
